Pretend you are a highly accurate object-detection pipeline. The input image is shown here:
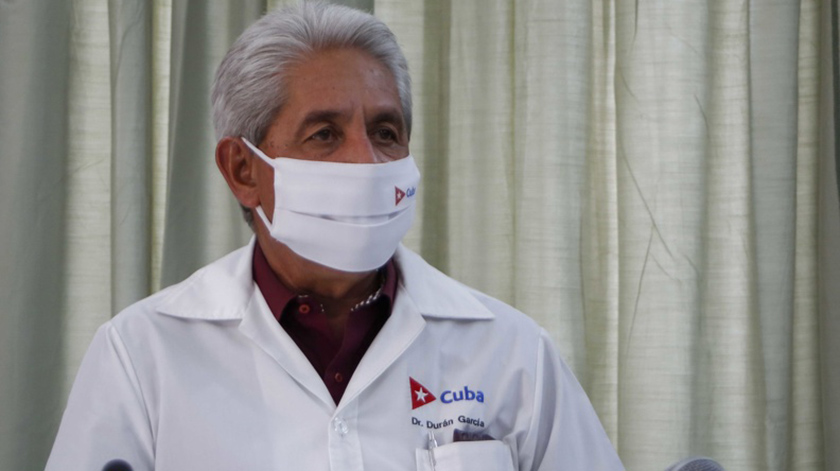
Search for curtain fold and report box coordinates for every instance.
[109,0,153,313]
[790,2,824,469]
[750,2,804,470]
[510,0,592,378]
[612,1,768,468]
[819,2,840,470]
[0,1,73,469]
[0,1,837,470]
[159,0,258,287]
[441,0,517,306]
[375,0,451,267]
[582,0,621,444]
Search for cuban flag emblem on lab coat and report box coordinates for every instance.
[410,377,437,410]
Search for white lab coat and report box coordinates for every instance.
[46,242,623,471]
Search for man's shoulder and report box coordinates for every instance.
[465,284,541,330]
[395,245,543,337]
[111,243,255,329]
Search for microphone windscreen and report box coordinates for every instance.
[102,459,133,471]
[664,457,725,471]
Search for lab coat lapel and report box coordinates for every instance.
[337,283,426,410]
[238,286,337,412]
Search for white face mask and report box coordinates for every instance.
[242,138,420,273]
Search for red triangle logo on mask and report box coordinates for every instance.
[409,377,437,410]
[395,186,406,205]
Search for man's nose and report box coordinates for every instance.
[340,126,387,164]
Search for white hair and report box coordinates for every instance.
[211,1,412,145]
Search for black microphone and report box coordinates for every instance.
[664,456,725,471]
[102,459,133,471]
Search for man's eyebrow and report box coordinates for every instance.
[368,109,406,134]
[292,108,407,139]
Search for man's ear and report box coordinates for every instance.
[216,136,260,209]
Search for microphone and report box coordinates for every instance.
[664,457,725,471]
[102,459,133,471]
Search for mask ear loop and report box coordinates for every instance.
[254,205,274,229]
[241,137,276,230]
[241,137,273,164]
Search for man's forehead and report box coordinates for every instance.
[284,49,398,92]
[279,48,404,124]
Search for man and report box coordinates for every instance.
[47,3,623,470]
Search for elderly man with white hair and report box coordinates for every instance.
[47,3,623,470]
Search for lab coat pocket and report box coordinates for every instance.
[415,440,516,471]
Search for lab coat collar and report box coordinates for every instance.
[156,241,256,321]
[392,245,494,320]
[156,239,494,322]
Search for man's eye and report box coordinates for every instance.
[310,129,335,142]
[374,128,397,142]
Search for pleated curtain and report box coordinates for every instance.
[0,1,838,470]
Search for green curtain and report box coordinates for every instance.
[0,2,72,469]
[1,1,838,470]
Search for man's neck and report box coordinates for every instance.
[255,232,381,318]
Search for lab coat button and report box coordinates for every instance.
[333,417,349,436]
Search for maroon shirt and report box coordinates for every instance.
[252,243,398,405]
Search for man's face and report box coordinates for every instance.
[253,47,410,216]
[260,47,409,161]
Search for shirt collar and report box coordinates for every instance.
[156,238,493,322]
[252,241,398,322]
